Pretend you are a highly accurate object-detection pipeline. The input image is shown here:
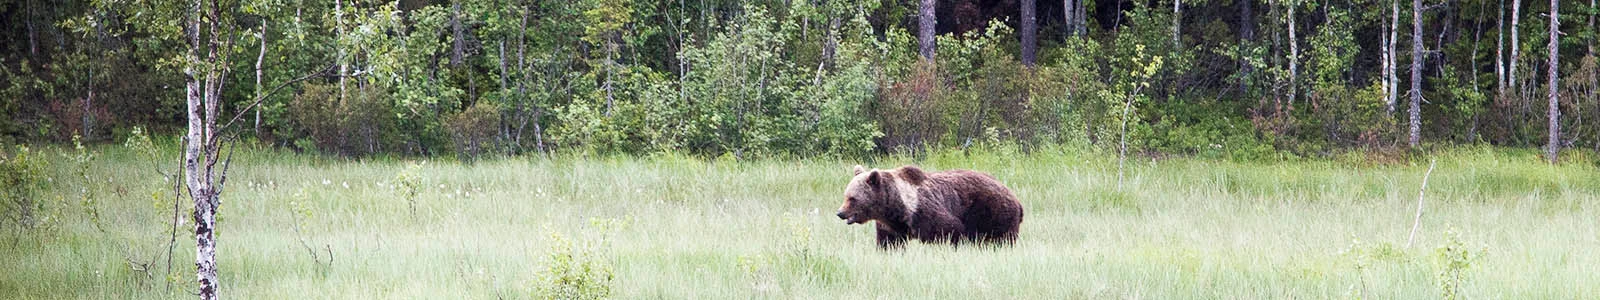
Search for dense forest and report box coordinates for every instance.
[1,0,1596,160]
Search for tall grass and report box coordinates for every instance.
[1,144,1597,298]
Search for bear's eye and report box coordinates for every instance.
[846,197,855,203]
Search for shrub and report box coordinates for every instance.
[875,61,950,153]
[550,68,680,155]
[1311,82,1400,149]
[805,54,882,158]
[445,101,502,161]
[288,83,403,157]
[393,162,423,218]
[534,232,613,300]
[1434,226,1483,300]
[532,218,627,300]
[0,145,49,229]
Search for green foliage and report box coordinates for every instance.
[1038,39,1111,146]
[533,218,629,300]
[736,213,849,294]
[393,161,423,218]
[876,60,950,153]
[62,135,104,232]
[674,4,803,157]
[0,145,50,230]
[1336,238,1406,300]
[287,83,403,157]
[5,0,1598,160]
[1100,44,1164,153]
[1433,226,1484,300]
[804,39,884,157]
[446,102,503,161]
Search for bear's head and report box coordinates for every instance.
[836,165,927,225]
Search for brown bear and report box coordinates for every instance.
[836,165,1023,249]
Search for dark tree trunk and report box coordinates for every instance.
[1021,0,1038,66]
[919,0,936,60]
[451,2,464,67]
[1076,0,1087,36]
[1239,0,1254,94]
[1064,0,1075,39]
[1287,0,1299,113]
[83,69,94,140]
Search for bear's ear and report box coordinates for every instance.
[853,165,867,175]
[898,166,927,185]
[866,170,887,188]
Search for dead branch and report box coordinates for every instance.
[1405,159,1437,248]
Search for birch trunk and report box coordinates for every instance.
[1389,0,1401,112]
[1471,7,1484,141]
[255,23,266,138]
[1409,0,1424,147]
[1287,0,1299,113]
[1509,0,1521,93]
[184,0,228,298]
[1496,0,1506,100]
[335,0,346,102]
[1382,6,1392,112]
[1547,0,1561,162]
[1173,0,1182,50]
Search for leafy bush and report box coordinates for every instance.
[1434,227,1483,300]
[0,145,49,229]
[288,83,403,157]
[672,4,806,158]
[532,217,628,300]
[445,101,503,161]
[534,232,614,300]
[875,60,950,153]
[1312,82,1400,149]
[551,67,681,155]
[393,162,423,218]
[805,50,882,158]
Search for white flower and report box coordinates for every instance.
[322,179,331,185]
[342,182,349,189]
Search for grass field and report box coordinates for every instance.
[2,145,1598,299]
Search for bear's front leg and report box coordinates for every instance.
[876,225,907,250]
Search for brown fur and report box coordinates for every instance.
[837,165,1024,249]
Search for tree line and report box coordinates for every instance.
[1,1,1593,298]
[1,0,1596,161]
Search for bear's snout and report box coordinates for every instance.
[836,211,862,224]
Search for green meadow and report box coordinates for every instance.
[3,145,1598,299]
